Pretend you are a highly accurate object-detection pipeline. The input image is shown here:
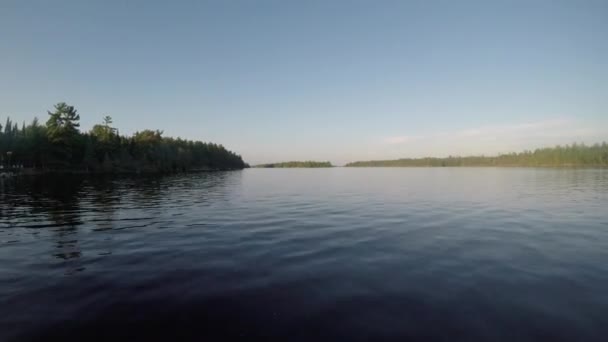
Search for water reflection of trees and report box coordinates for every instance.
[1,172,237,271]
[88,177,121,232]
[0,175,83,225]
[0,176,85,276]
[128,176,164,209]
[41,176,85,266]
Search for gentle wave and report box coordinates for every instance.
[1,168,608,341]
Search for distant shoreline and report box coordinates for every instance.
[343,165,607,168]
[254,161,333,168]
[345,143,607,168]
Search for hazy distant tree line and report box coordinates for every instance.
[346,143,608,167]
[255,161,333,168]
[0,103,247,173]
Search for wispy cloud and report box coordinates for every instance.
[382,136,417,144]
[379,118,604,157]
[452,118,574,139]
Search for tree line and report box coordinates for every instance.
[255,161,333,168]
[0,102,247,173]
[345,143,608,167]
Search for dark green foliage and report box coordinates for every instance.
[255,161,333,168]
[345,143,608,167]
[46,103,80,144]
[1,103,247,173]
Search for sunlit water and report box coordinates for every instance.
[1,168,607,341]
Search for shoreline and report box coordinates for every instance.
[343,165,607,168]
[1,167,246,177]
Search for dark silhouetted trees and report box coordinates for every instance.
[1,103,247,172]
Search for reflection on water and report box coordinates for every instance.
[1,168,608,341]
[1,173,238,280]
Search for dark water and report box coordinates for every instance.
[1,168,607,341]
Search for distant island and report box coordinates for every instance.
[0,102,247,174]
[346,143,608,167]
[255,161,333,168]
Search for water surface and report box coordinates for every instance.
[1,168,607,341]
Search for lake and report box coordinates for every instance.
[1,168,607,341]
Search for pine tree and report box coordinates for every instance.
[46,102,80,145]
[46,103,81,165]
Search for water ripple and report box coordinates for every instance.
[1,169,608,341]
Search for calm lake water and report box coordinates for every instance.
[1,168,608,341]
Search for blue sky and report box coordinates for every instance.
[1,0,606,165]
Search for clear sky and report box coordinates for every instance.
[1,0,607,165]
